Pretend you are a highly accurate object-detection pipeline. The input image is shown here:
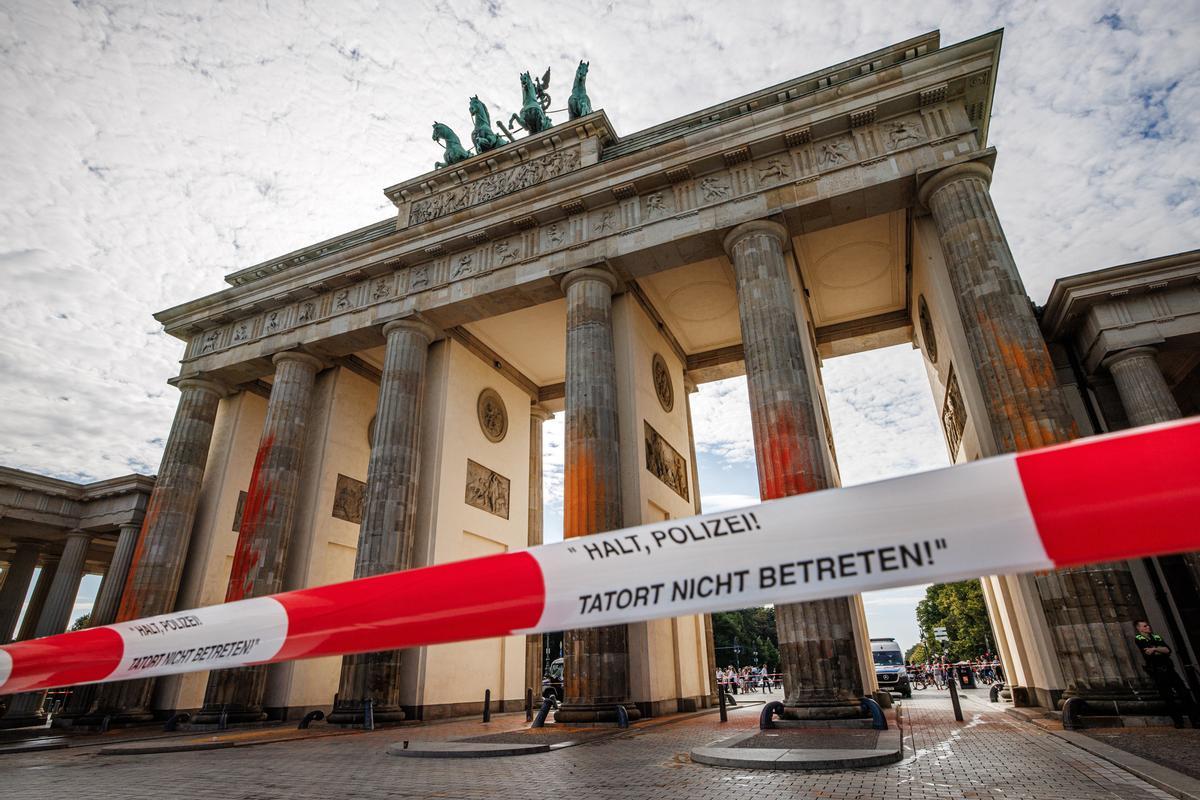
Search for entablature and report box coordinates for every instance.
[157,31,1002,386]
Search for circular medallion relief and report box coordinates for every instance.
[477,388,508,443]
[918,295,938,364]
[652,353,674,413]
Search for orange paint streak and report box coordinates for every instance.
[563,449,599,539]
[226,434,274,602]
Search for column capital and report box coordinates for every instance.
[722,219,790,257]
[64,529,92,543]
[917,161,993,209]
[1101,345,1159,371]
[559,265,620,296]
[382,317,438,344]
[530,404,554,423]
[271,350,325,371]
[174,375,231,398]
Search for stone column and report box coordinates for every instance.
[525,405,554,695]
[60,522,142,721]
[1103,347,1182,428]
[555,267,640,724]
[84,377,227,724]
[919,162,1154,712]
[16,555,59,642]
[328,320,435,725]
[724,220,865,719]
[0,541,40,642]
[196,351,323,724]
[1,531,92,728]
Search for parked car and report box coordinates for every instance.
[871,637,912,698]
[542,657,564,700]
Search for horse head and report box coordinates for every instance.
[576,60,589,80]
[432,121,450,142]
[519,71,533,94]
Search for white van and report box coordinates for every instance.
[871,637,912,698]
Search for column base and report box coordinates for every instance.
[326,700,406,726]
[782,699,866,721]
[74,709,155,728]
[554,703,642,725]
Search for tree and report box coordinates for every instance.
[69,612,90,631]
[712,606,779,670]
[905,642,930,664]
[915,580,993,661]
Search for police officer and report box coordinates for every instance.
[1133,620,1197,728]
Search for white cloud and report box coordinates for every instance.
[700,493,760,513]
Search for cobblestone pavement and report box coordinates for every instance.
[1085,726,1200,780]
[1,690,1178,800]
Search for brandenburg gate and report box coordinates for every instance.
[5,28,1183,728]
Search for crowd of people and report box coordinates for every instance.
[715,664,777,693]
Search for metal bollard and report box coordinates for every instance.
[98,714,112,734]
[860,697,888,730]
[616,704,629,729]
[363,698,375,731]
[989,683,1002,703]
[298,710,324,729]
[483,688,491,722]
[719,686,728,723]
[759,701,784,730]
[525,688,534,722]
[531,694,556,728]
[1062,697,1088,731]
[218,706,228,731]
[948,678,964,722]
[163,712,190,732]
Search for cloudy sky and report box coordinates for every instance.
[2,1,1197,649]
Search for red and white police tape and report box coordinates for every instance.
[2,417,1198,694]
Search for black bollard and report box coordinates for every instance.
[163,712,190,732]
[531,694,556,728]
[525,688,534,722]
[616,705,630,729]
[483,688,491,722]
[218,706,228,731]
[298,710,324,729]
[759,701,785,730]
[363,698,375,731]
[719,686,728,723]
[948,678,964,722]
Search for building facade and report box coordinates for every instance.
[1,29,1197,728]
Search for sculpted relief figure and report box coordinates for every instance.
[884,119,924,149]
[819,139,853,166]
[759,157,790,182]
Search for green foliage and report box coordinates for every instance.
[915,580,993,661]
[712,606,779,670]
[905,642,930,663]
[69,612,90,631]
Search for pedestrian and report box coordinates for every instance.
[1133,620,1198,728]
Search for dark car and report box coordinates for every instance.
[871,637,912,698]
[542,657,564,700]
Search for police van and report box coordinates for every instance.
[871,637,912,698]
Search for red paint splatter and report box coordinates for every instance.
[225,434,274,602]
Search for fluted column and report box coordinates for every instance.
[724,220,865,719]
[1,531,92,728]
[328,320,435,725]
[1103,347,1182,428]
[16,556,59,642]
[555,267,640,724]
[196,351,323,724]
[59,522,142,721]
[920,162,1154,711]
[84,377,227,724]
[0,542,40,642]
[525,405,554,695]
